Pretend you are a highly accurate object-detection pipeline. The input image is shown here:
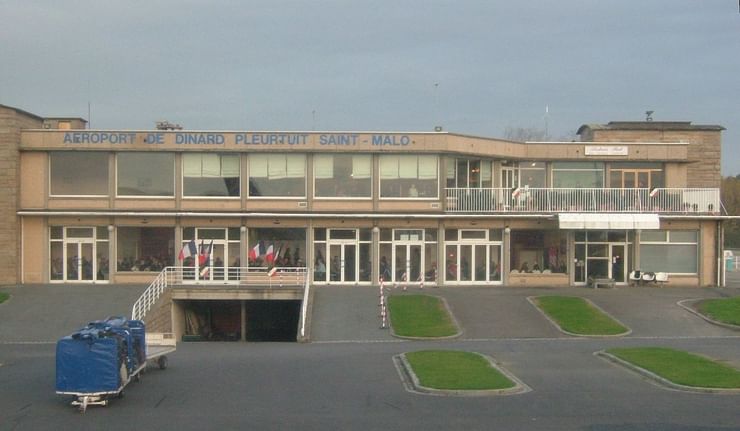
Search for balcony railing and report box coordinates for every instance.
[445,188,721,214]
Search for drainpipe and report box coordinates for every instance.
[718,221,723,287]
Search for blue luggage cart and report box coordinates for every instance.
[55,317,175,413]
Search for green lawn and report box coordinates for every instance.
[0,292,8,304]
[388,294,458,337]
[534,296,628,336]
[697,296,740,325]
[607,347,740,389]
[405,350,515,390]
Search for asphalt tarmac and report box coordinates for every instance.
[1,281,739,431]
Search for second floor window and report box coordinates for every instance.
[117,152,175,197]
[379,155,438,198]
[314,154,372,198]
[552,162,604,188]
[248,153,306,197]
[50,151,109,196]
[183,153,240,197]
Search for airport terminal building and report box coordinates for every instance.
[0,104,729,292]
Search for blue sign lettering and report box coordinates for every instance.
[63,132,137,144]
[235,133,309,145]
[175,133,225,145]
[372,135,410,146]
[319,134,359,145]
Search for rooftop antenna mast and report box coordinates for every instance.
[87,79,91,129]
[544,105,550,139]
[434,82,443,132]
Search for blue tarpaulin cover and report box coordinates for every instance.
[55,317,146,394]
[55,335,121,393]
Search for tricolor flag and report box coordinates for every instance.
[249,241,265,261]
[265,244,274,264]
[199,240,214,266]
[511,187,522,198]
[178,239,198,261]
[649,188,659,198]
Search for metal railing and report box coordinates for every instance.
[445,187,721,214]
[131,266,308,321]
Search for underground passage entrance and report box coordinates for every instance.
[182,300,301,342]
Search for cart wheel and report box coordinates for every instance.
[158,355,168,370]
[79,396,88,413]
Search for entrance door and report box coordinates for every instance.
[446,243,492,283]
[198,242,228,282]
[501,164,519,209]
[394,244,423,283]
[65,241,94,282]
[329,242,357,283]
[610,244,626,283]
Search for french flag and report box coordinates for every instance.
[265,244,274,264]
[178,239,198,261]
[248,241,264,261]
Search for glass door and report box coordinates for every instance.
[610,244,626,283]
[329,242,357,283]
[65,241,94,282]
[501,164,519,209]
[394,244,423,283]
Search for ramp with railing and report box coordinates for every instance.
[131,266,308,321]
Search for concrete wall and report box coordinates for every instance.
[0,106,42,285]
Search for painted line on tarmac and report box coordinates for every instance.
[314,334,740,345]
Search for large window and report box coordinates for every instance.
[50,152,109,196]
[117,227,175,272]
[640,230,698,274]
[552,162,604,188]
[314,154,371,198]
[248,154,306,197]
[117,152,175,196]
[183,153,240,197]
[609,162,664,189]
[248,228,306,268]
[446,158,493,188]
[379,155,438,198]
[511,230,566,274]
[519,161,546,188]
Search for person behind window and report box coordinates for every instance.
[314,257,326,280]
[408,184,419,197]
[519,261,529,273]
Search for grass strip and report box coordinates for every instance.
[697,296,740,325]
[607,347,740,388]
[388,295,457,337]
[0,292,8,304]
[405,350,515,390]
[534,296,628,335]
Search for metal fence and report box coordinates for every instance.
[132,266,307,321]
[445,187,721,214]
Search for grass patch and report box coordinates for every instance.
[388,295,457,337]
[607,347,740,388]
[0,292,8,304]
[697,297,740,325]
[405,350,515,390]
[534,296,628,336]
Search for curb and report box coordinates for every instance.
[388,294,463,340]
[393,351,531,397]
[677,299,740,331]
[595,350,740,394]
[527,296,632,338]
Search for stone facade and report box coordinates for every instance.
[578,122,723,189]
[0,106,42,285]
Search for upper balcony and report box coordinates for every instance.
[445,188,722,215]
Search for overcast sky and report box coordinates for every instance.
[1,1,738,174]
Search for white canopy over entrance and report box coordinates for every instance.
[558,213,659,230]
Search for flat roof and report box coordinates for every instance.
[578,121,725,134]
